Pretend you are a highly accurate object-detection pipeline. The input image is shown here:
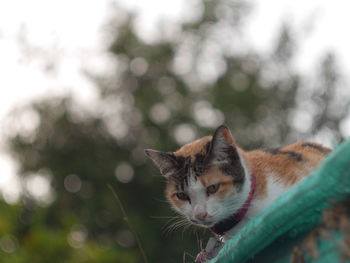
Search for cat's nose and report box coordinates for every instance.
[195,211,208,220]
[193,205,208,220]
[194,211,208,220]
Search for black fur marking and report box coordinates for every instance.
[219,146,245,191]
[301,143,331,155]
[209,128,245,190]
[263,148,303,162]
[169,156,192,191]
[206,137,245,190]
[226,146,240,162]
[193,141,212,175]
[174,156,186,168]
[194,153,206,173]
[220,163,245,191]
[204,141,211,156]
[170,143,213,190]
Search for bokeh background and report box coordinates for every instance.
[0,0,350,262]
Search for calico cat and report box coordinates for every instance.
[145,125,331,261]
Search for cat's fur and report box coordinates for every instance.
[145,125,331,241]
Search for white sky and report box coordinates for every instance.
[0,0,350,202]
[248,0,350,73]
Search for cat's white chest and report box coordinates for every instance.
[250,176,290,215]
[222,176,290,241]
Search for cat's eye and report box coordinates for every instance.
[206,184,220,195]
[175,192,189,201]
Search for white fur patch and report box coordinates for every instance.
[249,174,289,216]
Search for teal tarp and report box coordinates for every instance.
[209,139,350,263]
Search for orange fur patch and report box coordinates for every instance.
[242,142,331,199]
[200,167,235,200]
[174,136,212,160]
[222,128,234,145]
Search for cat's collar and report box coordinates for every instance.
[210,171,256,236]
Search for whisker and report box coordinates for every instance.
[181,221,193,239]
[152,197,170,203]
[196,231,200,251]
[162,217,190,237]
[161,218,182,234]
[183,251,195,263]
[150,215,181,219]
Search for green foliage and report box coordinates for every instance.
[2,0,348,262]
[0,200,136,263]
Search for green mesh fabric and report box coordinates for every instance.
[268,232,346,263]
[209,139,350,263]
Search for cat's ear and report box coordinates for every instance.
[209,125,237,163]
[144,149,178,178]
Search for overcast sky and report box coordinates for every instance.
[0,0,349,202]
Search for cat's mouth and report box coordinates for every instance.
[200,221,215,227]
[190,219,215,227]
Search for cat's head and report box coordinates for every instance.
[145,125,249,228]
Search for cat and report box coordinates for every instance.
[145,125,331,261]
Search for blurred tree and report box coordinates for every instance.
[2,0,349,262]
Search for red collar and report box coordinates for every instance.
[210,172,256,236]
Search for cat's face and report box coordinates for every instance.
[145,125,248,228]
